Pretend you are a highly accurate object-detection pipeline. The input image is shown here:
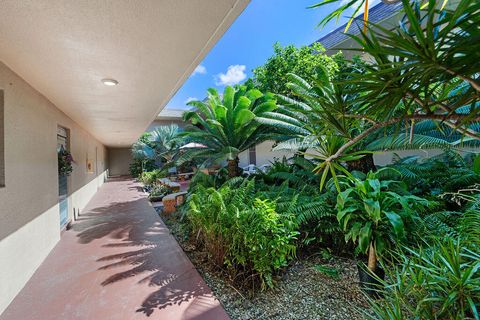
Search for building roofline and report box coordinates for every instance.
[316,1,403,49]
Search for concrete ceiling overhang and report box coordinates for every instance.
[0,0,249,147]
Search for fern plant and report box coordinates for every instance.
[386,151,480,199]
[252,156,320,188]
[186,179,299,290]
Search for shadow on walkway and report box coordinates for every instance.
[1,178,227,320]
[73,197,213,317]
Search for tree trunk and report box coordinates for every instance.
[227,157,240,178]
[347,153,376,173]
[367,242,377,272]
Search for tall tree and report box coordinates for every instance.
[252,42,342,97]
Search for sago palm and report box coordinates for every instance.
[179,84,286,177]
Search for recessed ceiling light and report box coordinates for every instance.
[102,78,118,86]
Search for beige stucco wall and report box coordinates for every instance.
[108,148,132,176]
[0,61,108,314]
[241,139,479,169]
[238,141,294,168]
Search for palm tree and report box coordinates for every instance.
[148,124,182,166]
[131,132,156,173]
[179,85,283,178]
[132,124,182,170]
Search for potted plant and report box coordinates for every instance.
[336,169,430,296]
[148,184,172,202]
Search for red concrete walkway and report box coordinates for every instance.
[0,177,229,320]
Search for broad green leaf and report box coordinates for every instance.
[385,211,405,239]
[364,199,381,222]
[350,222,363,242]
[223,86,235,110]
[246,89,263,102]
[213,105,227,121]
[368,179,381,193]
[337,206,356,224]
[375,237,386,257]
[206,119,224,128]
[235,109,255,126]
[358,222,372,253]
[236,96,251,110]
[336,189,353,209]
[473,155,480,174]
[254,101,278,114]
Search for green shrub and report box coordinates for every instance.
[188,168,229,192]
[413,184,480,243]
[256,181,343,250]
[369,239,480,320]
[370,200,480,319]
[139,169,166,186]
[336,169,431,272]
[387,151,480,199]
[252,156,320,188]
[129,159,156,178]
[187,179,299,290]
[130,132,156,177]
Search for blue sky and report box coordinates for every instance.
[165,0,371,110]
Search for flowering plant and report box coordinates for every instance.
[58,147,74,176]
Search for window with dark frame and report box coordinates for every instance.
[0,90,4,187]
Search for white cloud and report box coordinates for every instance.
[184,97,198,104]
[215,65,247,86]
[192,64,207,76]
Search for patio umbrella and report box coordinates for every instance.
[180,142,207,149]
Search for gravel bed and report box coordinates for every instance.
[157,208,370,320]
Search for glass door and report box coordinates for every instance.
[57,126,69,228]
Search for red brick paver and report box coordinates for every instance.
[0,177,228,320]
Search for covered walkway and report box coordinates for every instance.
[0,178,228,320]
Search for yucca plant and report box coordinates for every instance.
[369,239,480,319]
[345,0,480,133]
[270,69,462,191]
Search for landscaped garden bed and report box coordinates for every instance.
[133,0,480,318]
[157,208,369,320]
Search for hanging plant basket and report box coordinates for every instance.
[58,147,74,176]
